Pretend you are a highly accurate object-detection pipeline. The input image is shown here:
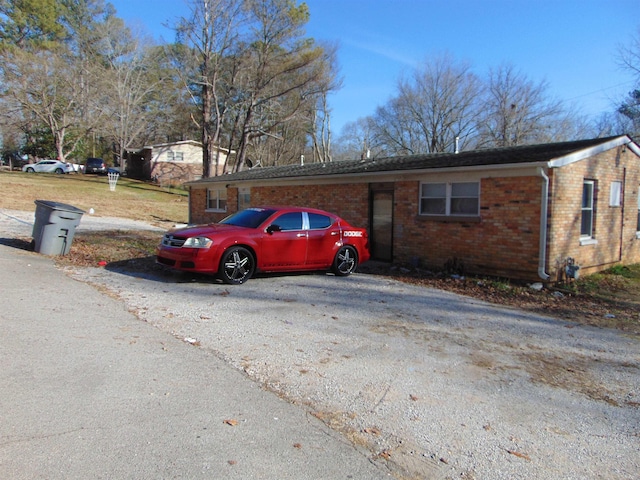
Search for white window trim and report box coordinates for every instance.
[580,237,598,246]
[581,180,595,242]
[609,181,621,207]
[636,187,640,238]
[419,181,480,217]
[206,188,227,212]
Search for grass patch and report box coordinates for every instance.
[0,170,188,226]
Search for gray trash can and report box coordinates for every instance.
[32,200,85,255]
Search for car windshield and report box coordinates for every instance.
[220,208,277,229]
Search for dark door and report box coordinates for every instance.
[370,185,393,261]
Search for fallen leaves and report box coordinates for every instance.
[223,419,238,426]
[506,449,531,461]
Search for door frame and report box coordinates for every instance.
[369,182,394,262]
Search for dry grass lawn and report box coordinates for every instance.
[0,170,188,225]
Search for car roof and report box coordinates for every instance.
[256,205,339,216]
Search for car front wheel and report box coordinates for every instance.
[219,246,255,285]
[332,246,358,276]
[55,168,63,174]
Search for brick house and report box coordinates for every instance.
[125,140,231,185]
[183,135,640,282]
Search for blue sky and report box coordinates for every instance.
[110,0,639,134]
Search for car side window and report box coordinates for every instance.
[308,213,332,230]
[272,212,303,231]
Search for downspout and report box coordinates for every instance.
[187,186,193,225]
[538,167,550,281]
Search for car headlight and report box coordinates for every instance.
[183,236,213,248]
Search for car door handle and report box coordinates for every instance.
[331,232,339,236]
[296,233,306,237]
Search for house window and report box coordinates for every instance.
[610,181,622,207]
[636,187,640,236]
[238,187,251,211]
[420,181,479,216]
[166,151,183,161]
[581,180,595,238]
[207,188,227,212]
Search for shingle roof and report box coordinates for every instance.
[186,136,627,185]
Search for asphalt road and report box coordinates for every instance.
[0,213,390,479]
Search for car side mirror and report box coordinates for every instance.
[266,224,281,234]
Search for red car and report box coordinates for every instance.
[156,206,370,284]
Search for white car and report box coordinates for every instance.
[22,160,74,174]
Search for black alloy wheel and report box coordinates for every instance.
[332,245,358,276]
[219,246,255,285]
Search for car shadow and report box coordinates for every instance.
[103,255,335,285]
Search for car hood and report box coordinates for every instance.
[167,223,251,238]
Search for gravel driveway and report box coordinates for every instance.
[3,208,639,479]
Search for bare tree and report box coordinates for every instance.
[1,46,99,161]
[229,0,335,171]
[617,27,640,137]
[371,54,483,155]
[0,0,122,161]
[477,64,569,147]
[96,19,171,168]
[336,117,381,160]
[174,0,245,177]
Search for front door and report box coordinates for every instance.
[260,211,307,269]
[370,185,393,261]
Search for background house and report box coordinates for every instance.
[184,135,640,282]
[125,140,230,185]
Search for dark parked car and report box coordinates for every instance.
[1,152,29,170]
[157,206,371,285]
[84,157,107,174]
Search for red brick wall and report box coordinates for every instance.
[250,183,370,228]
[547,146,640,278]
[394,177,542,279]
[189,183,369,228]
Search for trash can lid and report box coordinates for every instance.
[34,200,85,214]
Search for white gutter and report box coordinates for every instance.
[538,167,550,281]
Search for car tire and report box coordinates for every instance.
[219,246,255,285]
[55,168,63,174]
[26,167,34,173]
[332,245,358,276]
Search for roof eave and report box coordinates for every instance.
[187,160,552,187]
[548,135,632,167]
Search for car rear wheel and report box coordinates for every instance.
[219,246,255,285]
[332,245,358,276]
[26,167,34,173]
